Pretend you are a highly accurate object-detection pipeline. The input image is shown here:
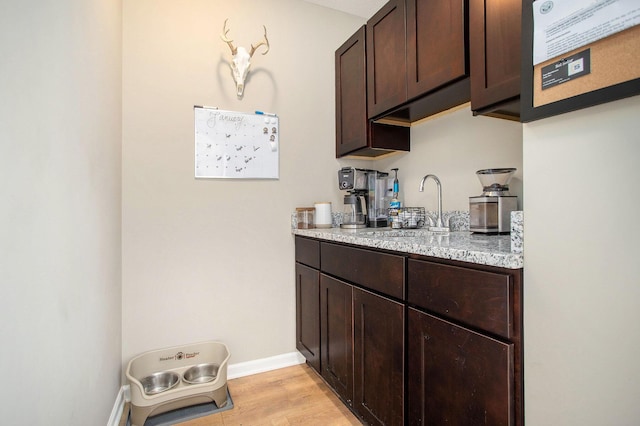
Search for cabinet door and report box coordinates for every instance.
[295,263,320,372]
[469,0,521,114]
[336,26,368,157]
[407,308,514,425]
[367,0,407,118]
[353,288,404,426]
[320,274,353,405]
[406,0,468,99]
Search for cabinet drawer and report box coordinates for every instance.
[295,236,320,269]
[408,259,512,338]
[321,242,405,300]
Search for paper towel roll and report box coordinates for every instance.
[314,202,332,228]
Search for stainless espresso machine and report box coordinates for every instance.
[338,167,393,228]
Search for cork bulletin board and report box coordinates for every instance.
[533,25,640,107]
[522,0,640,122]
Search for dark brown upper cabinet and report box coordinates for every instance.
[335,26,409,158]
[470,0,522,120]
[406,0,468,99]
[366,0,471,124]
[336,27,368,156]
[339,0,525,128]
[366,0,408,119]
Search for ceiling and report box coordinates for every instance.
[302,0,387,19]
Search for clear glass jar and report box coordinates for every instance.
[296,207,315,229]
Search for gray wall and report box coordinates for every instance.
[0,0,123,424]
[121,0,364,366]
[121,0,524,371]
[4,1,636,424]
[376,107,523,210]
[523,95,640,424]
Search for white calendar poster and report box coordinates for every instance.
[194,106,279,179]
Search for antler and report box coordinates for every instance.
[249,25,270,57]
[220,18,237,55]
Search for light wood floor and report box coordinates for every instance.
[176,363,362,426]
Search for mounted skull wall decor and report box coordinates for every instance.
[220,19,270,97]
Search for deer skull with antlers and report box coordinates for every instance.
[221,19,270,97]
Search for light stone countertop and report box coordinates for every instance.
[292,227,523,269]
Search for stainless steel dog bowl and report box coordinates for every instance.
[182,363,219,384]
[140,371,180,395]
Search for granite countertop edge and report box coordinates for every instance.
[292,228,524,270]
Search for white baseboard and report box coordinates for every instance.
[109,352,306,425]
[107,384,129,426]
[227,351,306,379]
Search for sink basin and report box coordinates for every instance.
[358,229,433,238]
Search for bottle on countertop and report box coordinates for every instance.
[390,168,402,208]
[389,168,403,228]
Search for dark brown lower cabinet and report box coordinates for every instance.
[295,263,320,372]
[320,274,353,405]
[295,236,522,426]
[353,288,404,426]
[407,307,514,425]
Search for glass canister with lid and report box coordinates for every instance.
[296,207,315,229]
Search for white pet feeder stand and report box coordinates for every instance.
[126,341,230,426]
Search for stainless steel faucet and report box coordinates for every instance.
[419,174,449,232]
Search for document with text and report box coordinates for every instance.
[533,0,640,65]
